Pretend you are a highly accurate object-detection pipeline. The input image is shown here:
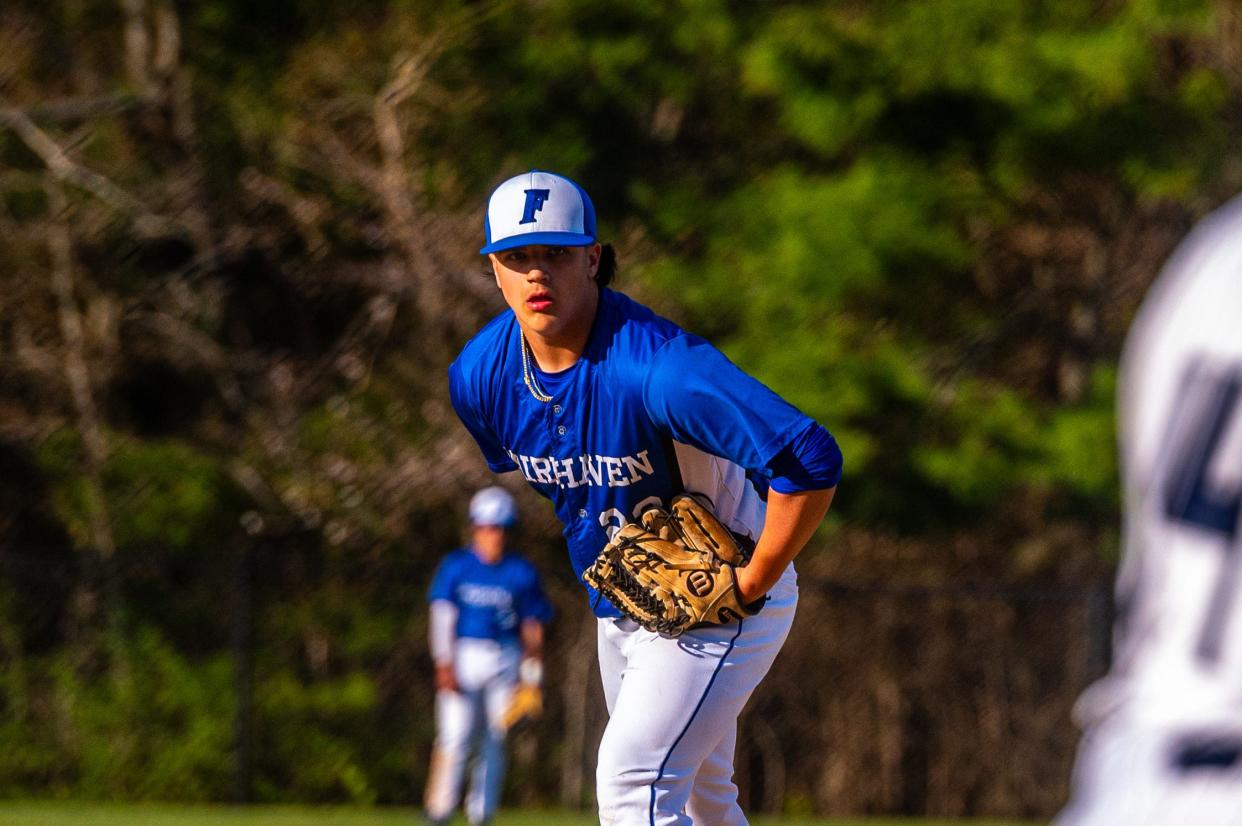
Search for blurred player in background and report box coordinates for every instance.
[1058,195,1242,825]
[423,486,553,826]
[449,170,841,824]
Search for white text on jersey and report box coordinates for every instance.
[506,449,655,488]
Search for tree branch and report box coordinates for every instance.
[0,105,176,235]
[121,0,154,95]
[45,181,117,561]
[0,92,152,124]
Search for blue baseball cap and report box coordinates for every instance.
[480,170,597,255]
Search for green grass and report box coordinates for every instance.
[0,802,1043,826]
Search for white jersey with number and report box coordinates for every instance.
[1057,198,1242,826]
[1089,194,1242,730]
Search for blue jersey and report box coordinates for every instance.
[449,288,838,617]
[428,548,553,644]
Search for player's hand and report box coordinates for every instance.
[434,662,458,693]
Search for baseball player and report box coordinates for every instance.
[1057,194,1242,825]
[449,170,842,824]
[423,486,553,826]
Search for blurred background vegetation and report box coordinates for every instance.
[1,0,1239,818]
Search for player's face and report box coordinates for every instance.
[472,524,506,563]
[490,243,601,346]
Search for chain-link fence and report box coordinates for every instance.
[0,529,1109,818]
[503,576,1113,819]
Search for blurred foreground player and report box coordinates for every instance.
[423,486,552,826]
[449,170,842,824]
[1058,195,1242,825]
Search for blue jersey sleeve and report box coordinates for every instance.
[449,358,518,473]
[427,555,459,604]
[767,421,843,492]
[642,334,816,471]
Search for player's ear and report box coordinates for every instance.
[586,243,602,280]
[488,254,502,290]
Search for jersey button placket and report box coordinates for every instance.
[547,400,568,441]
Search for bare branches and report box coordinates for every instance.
[374,48,435,282]
[0,93,151,124]
[121,0,154,95]
[0,2,189,236]
[239,167,329,259]
[152,1,180,82]
[138,310,247,412]
[0,105,177,236]
[45,181,117,562]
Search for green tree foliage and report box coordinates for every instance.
[634,0,1224,532]
[52,629,234,800]
[37,429,241,553]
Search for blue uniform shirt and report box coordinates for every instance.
[428,548,553,644]
[449,288,841,617]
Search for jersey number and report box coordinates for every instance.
[598,496,663,539]
[1162,361,1242,662]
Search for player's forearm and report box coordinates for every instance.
[737,487,834,603]
[520,618,544,660]
[518,619,545,689]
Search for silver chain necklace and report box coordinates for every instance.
[520,331,554,403]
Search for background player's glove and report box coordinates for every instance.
[582,494,762,636]
[501,657,543,731]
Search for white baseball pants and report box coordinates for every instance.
[595,564,797,825]
[424,638,520,825]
